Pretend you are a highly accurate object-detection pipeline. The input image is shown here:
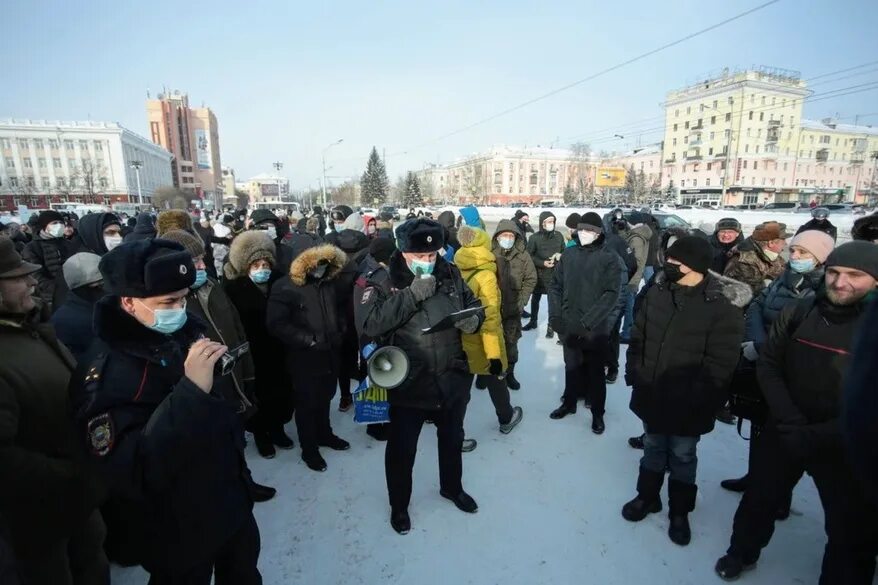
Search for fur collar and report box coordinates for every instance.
[654,269,753,308]
[288,244,347,286]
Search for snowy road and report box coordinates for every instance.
[111,296,830,585]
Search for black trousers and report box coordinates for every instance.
[476,375,513,424]
[385,394,468,512]
[529,292,543,322]
[562,342,607,416]
[337,334,361,400]
[744,424,801,511]
[147,512,261,585]
[16,510,108,585]
[606,314,624,373]
[728,428,878,584]
[295,373,337,457]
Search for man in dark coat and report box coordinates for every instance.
[50,253,104,363]
[71,238,261,584]
[844,296,878,502]
[716,241,878,583]
[122,212,157,243]
[511,209,534,237]
[249,208,295,272]
[851,212,878,243]
[437,210,461,251]
[0,237,108,585]
[357,218,484,535]
[70,212,123,256]
[709,217,744,274]
[325,208,370,261]
[795,207,838,241]
[267,243,351,472]
[22,210,75,313]
[621,236,745,546]
[523,211,565,336]
[548,213,624,434]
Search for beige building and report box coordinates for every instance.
[239,173,290,205]
[662,67,878,206]
[146,90,223,208]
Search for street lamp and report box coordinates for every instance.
[273,161,283,202]
[321,139,343,208]
[129,160,143,206]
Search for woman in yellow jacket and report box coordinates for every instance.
[455,225,523,434]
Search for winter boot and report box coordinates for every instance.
[550,403,577,420]
[461,438,477,453]
[440,489,478,513]
[475,375,488,390]
[254,432,276,459]
[715,405,736,425]
[591,414,605,435]
[270,427,295,450]
[628,434,645,450]
[319,435,351,451]
[622,467,664,522]
[367,423,389,441]
[506,365,521,391]
[715,554,757,581]
[338,394,353,412]
[246,476,277,503]
[605,367,618,383]
[545,325,554,339]
[522,320,538,331]
[302,451,327,472]
[667,479,697,546]
[720,474,748,493]
[390,509,411,535]
[499,406,524,434]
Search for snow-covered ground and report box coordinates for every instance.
[111,297,830,585]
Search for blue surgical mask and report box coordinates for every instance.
[409,259,435,276]
[191,269,208,289]
[136,299,188,335]
[498,237,515,250]
[250,268,271,284]
[790,258,816,274]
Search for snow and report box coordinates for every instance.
[110,297,830,585]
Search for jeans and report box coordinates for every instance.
[641,430,700,485]
[621,286,637,340]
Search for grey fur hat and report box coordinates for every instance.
[224,231,276,279]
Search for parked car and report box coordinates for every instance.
[380,205,400,220]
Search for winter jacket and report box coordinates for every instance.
[844,297,878,498]
[70,212,119,256]
[744,266,824,349]
[357,252,482,410]
[324,214,370,261]
[211,223,232,276]
[70,298,252,573]
[643,215,661,268]
[525,211,566,294]
[627,273,747,436]
[795,218,837,242]
[759,294,867,457]
[187,278,255,418]
[511,217,534,237]
[455,226,507,375]
[224,270,293,429]
[437,210,461,251]
[620,223,653,286]
[723,237,786,297]
[50,288,101,363]
[122,212,156,243]
[267,245,348,384]
[548,234,624,345]
[22,233,73,312]
[709,232,744,274]
[0,310,104,558]
[192,223,218,279]
[492,219,537,317]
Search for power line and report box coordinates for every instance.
[808,59,878,81]
[389,0,782,156]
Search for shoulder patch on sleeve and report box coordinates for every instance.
[361,287,374,304]
[87,413,115,457]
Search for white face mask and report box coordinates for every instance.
[46,223,65,238]
[763,248,779,261]
[104,235,123,251]
[544,222,555,232]
[578,231,598,246]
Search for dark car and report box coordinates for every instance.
[380,206,400,221]
[623,211,691,232]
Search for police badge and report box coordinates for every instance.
[87,413,114,456]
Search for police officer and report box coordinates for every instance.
[357,218,484,535]
[71,239,261,585]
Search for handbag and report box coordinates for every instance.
[728,355,767,429]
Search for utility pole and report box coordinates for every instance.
[129,160,143,206]
[272,161,283,202]
[321,139,343,208]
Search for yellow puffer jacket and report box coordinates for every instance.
[455,225,507,375]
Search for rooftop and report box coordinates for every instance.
[801,118,878,136]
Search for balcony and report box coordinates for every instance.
[816,149,829,163]
[766,131,780,144]
[851,156,865,165]
[664,157,677,164]
[713,151,728,159]
[685,154,703,161]
[767,120,781,128]
[689,137,703,146]
[688,123,703,133]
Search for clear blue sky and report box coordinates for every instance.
[3,0,878,189]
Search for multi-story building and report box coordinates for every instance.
[239,173,290,205]
[601,144,663,189]
[221,167,237,206]
[146,90,224,208]
[416,146,599,205]
[0,119,173,211]
[662,67,878,206]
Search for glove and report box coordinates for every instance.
[409,275,437,303]
[741,341,759,361]
[455,314,480,334]
[489,359,503,376]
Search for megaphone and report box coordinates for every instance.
[367,346,410,390]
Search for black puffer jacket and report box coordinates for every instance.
[70,298,251,574]
[437,210,461,251]
[22,234,73,311]
[548,235,623,344]
[709,232,744,274]
[627,273,747,436]
[525,211,565,293]
[122,212,156,243]
[744,266,823,348]
[795,218,837,242]
[357,252,482,410]
[50,288,102,363]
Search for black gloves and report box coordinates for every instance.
[489,359,503,376]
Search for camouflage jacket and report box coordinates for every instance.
[722,237,786,298]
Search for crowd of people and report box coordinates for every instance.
[1,201,878,584]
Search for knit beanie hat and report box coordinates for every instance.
[160,229,206,258]
[666,235,713,275]
[565,213,581,230]
[62,253,103,289]
[789,230,834,264]
[369,237,396,265]
[825,241,878,280]
[578,212,604,234]
[36,210,64,232]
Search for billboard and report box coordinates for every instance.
[260,183,279,197]
[195,129,211,169]
[595,166,626,188]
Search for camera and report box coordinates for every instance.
[216,342,250,376]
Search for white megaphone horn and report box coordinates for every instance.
[367,346,410,390]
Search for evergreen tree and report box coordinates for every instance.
[361,147,389,205]
[403,172,423,208]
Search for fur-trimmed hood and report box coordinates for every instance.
[289,244,347,286]
[224,231,276,280]
[654,268,753,308]
[156,209,194,237]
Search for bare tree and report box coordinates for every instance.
[462,162,486,204]
[567,142,593,200]
[332,181,360,207]
[234,189,250,209]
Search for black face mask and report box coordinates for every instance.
[663,263,685,283]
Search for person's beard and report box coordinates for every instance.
[826,286,868,306]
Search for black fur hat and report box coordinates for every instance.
[396,218,445,253]
[99,238,195,297]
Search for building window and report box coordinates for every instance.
[759,112,764,121]
[4,157,13,168]
[41,177,50,188]
[724,129,730,139]
[78,140,88,150]
[57,177,65,187]
[686,106,691,114]
[675,109,679,117]
[18,139,28,149]
[755,145,760,154]
[725,113,731,122]
[761,96,766,105]
[728,97,734,105]
[783,162,788,171]
[757,129,762,138]
[673,123,678,131]
[745,145,750,153]
[713,100,718,109]
[38,158,46,168]
[52,158,61,168]
[0,138,9,148]
[754,161,758,170]
[49,139,59,149]
[68,158,76,169]
[684,136,688,144]
[685,121,689,129]
[706,178,711,186]
[9,177,18,187]
[709,132,715,140]
[681,180,686,187]
[693,179,697,187]
[752,177,756,185]
[94,141,103,151]
[64,140,74,150]
[672,138,677,146]
[743,160,748,169]
[708,147,714,155]
[721,162,726,170]
[33,139,44,150]
[711,116,716,125]
[99,177,108,188]
[747,128,751,137]
[23,159,33,169]
[707,162,712,170]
